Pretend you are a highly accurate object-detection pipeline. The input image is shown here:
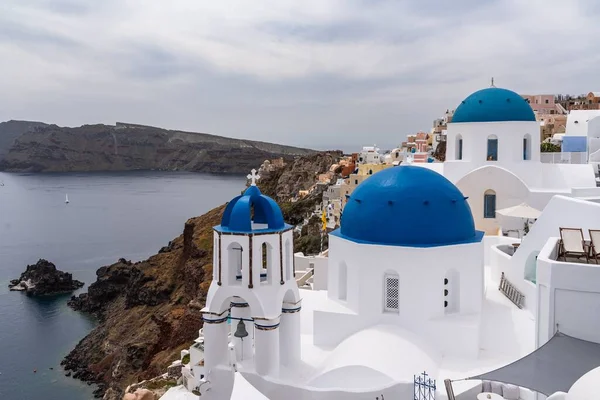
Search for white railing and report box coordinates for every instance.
[540,152,588,164]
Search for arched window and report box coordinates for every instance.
[228,242,243,284]
[455,134,463,160]
[483,189,496,219]
[523,134,531,160]
[487,134,498,161]
[339,262,347,301]
[384,272,399,313]
[444,270,460,314]
[261,242,271,283]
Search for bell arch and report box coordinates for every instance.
[227,241,244,285]
[259,241,273,284]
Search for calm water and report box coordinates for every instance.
[0,171,245,400]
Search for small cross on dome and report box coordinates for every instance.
[490,77,496,87]
[247,169,260,186]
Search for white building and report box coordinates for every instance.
[441,87,600,235]
[357,146,383,165]
[184,174,302,398]
[161,88,600,400]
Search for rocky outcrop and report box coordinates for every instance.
[8,259,84,296]
[257,151,343,202]
[62,207,222,398]
[0,121,314,173]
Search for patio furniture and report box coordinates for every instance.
[589,229,600,264]
[558,228,589,263]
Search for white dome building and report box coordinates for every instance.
[439,87,599,235]
[321,166,485,358]
[194,178,301,398]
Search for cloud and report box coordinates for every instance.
[0,0,599,150]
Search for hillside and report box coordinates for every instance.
[0,120,47,160]
[62,152,341,399]
[0,121,314,173]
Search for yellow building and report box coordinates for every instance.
[340,164,392,208]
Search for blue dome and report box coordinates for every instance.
[217,185,288,233]
[452,87,535,123]
[333,166,482,247]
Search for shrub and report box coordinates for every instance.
[541,142,561,152]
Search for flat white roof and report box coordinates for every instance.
[287,266,535,395]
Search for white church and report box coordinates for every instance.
[161,87,600,400]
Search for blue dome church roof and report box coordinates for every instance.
[216,185,289,233]
[452,87,535,123]
[332,166,483,247]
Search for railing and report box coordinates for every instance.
[414,371,436,400]
[540,152,588,164]
[499,272,525,309]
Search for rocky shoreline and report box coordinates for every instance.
[9,259,84,296]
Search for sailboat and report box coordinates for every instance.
[65,194,69,204]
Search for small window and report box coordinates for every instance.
[339,263,347,301]
[484,190,496,219]
[456,134,463,160]
[523,134,531,160]
[545,99,549,104]
[487,135,498,161]
[384,273,399,313]
[355,179,358,185]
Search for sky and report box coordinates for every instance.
[1,0,600,151]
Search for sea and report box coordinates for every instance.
[0,171,245,400]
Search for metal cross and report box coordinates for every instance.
[491,77,495,87]
[247,169,260,186]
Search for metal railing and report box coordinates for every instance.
[540,152,587,164]
[499,272,525,309]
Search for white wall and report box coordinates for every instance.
[455,165,530,234]
[446,120,540,175]
[294,253,328,290]
[565,111,600,136]
[499,196,600,313]
[322,235,484,357]
[445,120,598,197]
[207,229,297,319]
[536,237,600,347]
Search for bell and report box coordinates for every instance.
[234,320,248,339]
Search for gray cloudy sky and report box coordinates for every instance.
[1,0,599,151]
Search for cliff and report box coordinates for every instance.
[62,152,340,399]
[0,120,47,160]
[0,121,314,173]
[63,208,221,398]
